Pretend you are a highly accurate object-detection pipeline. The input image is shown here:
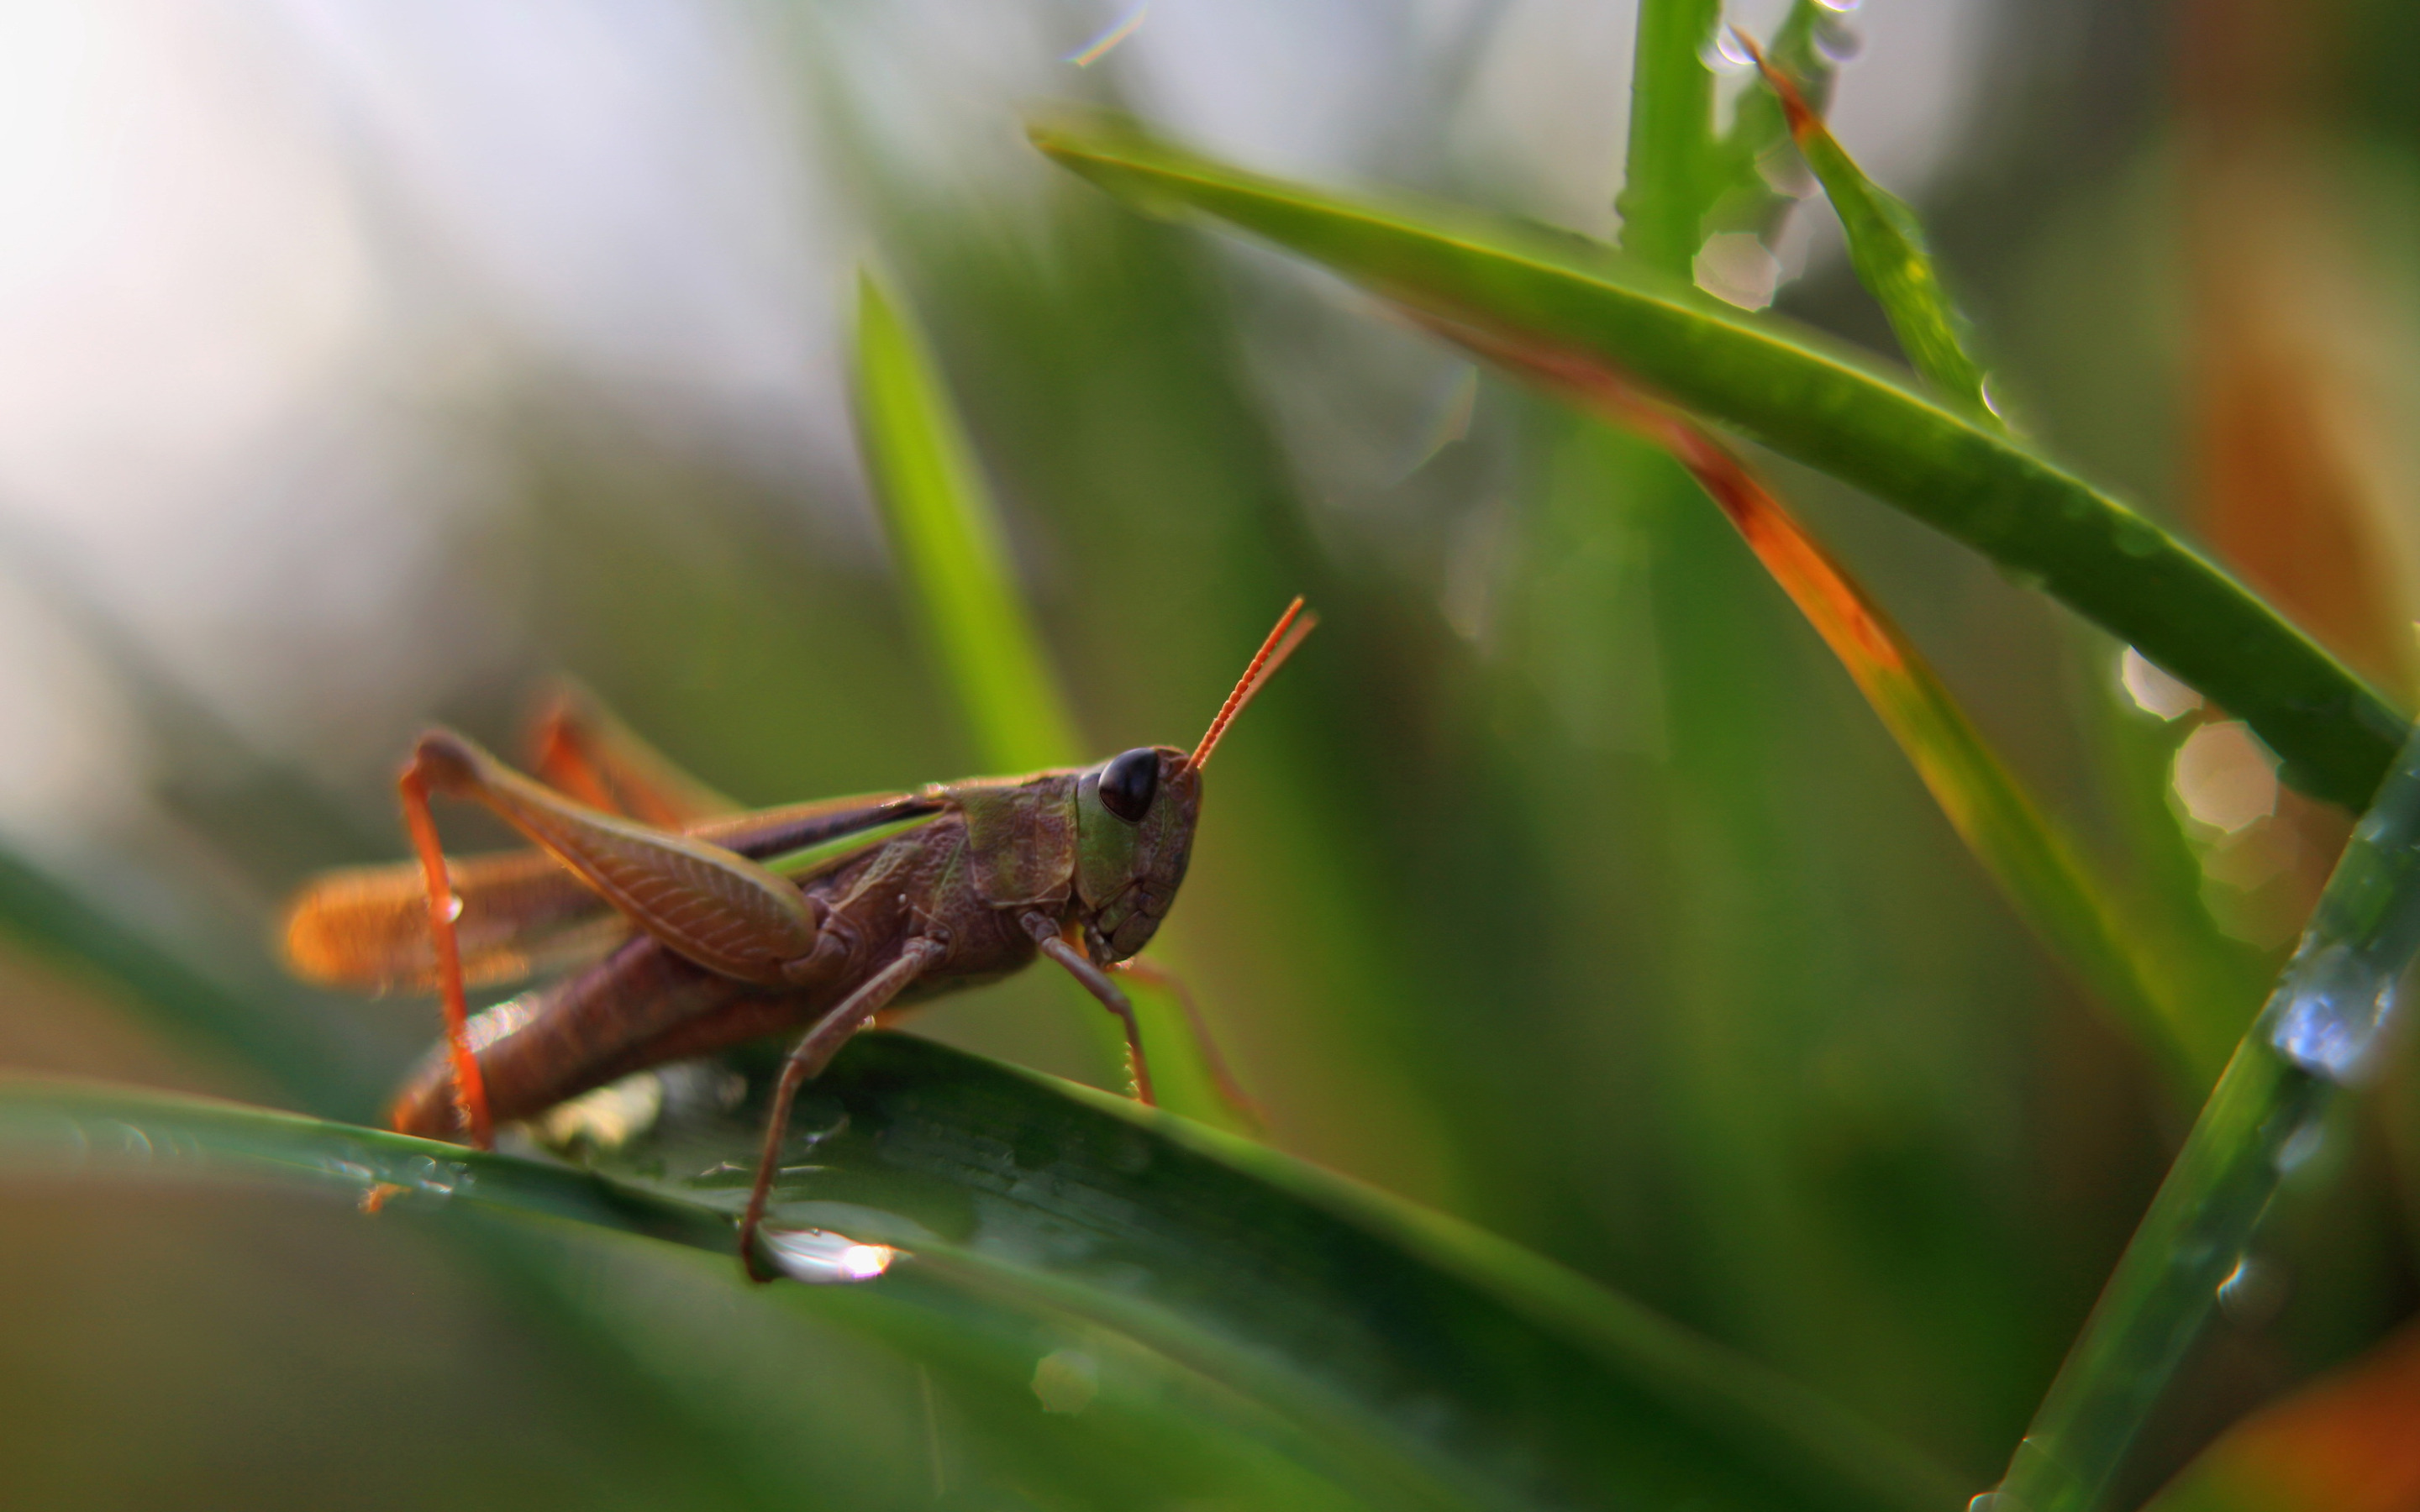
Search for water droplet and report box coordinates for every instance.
[2275,1116,2327,1173]
[103,1121,154,1161]
[1694,232,1781,310]
[1702,30,1754,72]
[531,1072,665,1152]
[1814,0,1861,13]
[1813,17,1862,60]
[1032,1350,1099,1415]
[2217,1253,2290,1327]
[2270,943,2393,1082]
[408,1155,473,1199]
[2113,516,2163,558]
[440,895,465,922]
[2174,722,2277,834]
[765,1227,897,1284]
[2121,648,2201,720]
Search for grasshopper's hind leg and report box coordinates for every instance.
[396,728,849,1150]
[525,682,739,825]
[397,760,494,1148]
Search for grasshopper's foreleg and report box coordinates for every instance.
[739,937,947,1284]
[1024,913,1155,1107]
[1110,956,1265,1131]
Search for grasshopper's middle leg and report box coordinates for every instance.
[739,937,946,1283]
[397,728,847,1149]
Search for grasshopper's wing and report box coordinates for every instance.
[684,791,947,874]
[281,790,948,995]
[281,848,629,995]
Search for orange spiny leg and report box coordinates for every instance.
[1026,914,1155,1105]
[739,937,945,1283]
[397,762,493,1148]
[1111,955,1264,1131]
[525,684,738,826]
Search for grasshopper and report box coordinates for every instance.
[281,599,1313,1278]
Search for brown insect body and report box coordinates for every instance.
[381,750,1201,1140]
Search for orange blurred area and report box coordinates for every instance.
[2151,1320,2420,1512]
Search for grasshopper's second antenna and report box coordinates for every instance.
[1191,596,1317,771]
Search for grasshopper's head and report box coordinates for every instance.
[1074,599,1314,963]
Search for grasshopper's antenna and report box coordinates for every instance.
[1191,596,1317,771]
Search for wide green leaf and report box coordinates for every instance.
[3,1035,1965,1512]
[1028,113,2407,811]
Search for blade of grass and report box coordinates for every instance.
[853,269,1087,774]
[1028,114,2407,811]
[2,1037,1968,1512]
[1618,0,1722,276]
[1991,715,2420,1512]
[851,270,1250,1129]
[1424,309,2223,1083]
[1736,29,1999,426]
[1706,2,1848,250]
[0,849,374,1112]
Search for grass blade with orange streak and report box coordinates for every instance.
[1029,115,2407,811]
[1735,29,1999,427]
[1413,307,2220,1084]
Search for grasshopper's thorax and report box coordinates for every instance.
[938,747,1199,963]
[1074,745,1200,963]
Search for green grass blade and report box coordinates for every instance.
[1027,113,2407,811]
[0,849,376,1113]
[1991,716,2420,1512]
[854,270,1087,773]
[852,270,1250,1128]
[1739,34,1998,425]
[1428,331,2216,1079]
[1707,3,1847,248]
[3,1039,1968,1512]
[1618,0,1722,276]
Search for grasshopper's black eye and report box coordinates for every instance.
[1099,748,1159,822]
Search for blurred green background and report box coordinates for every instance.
[3,0,2418,1507]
